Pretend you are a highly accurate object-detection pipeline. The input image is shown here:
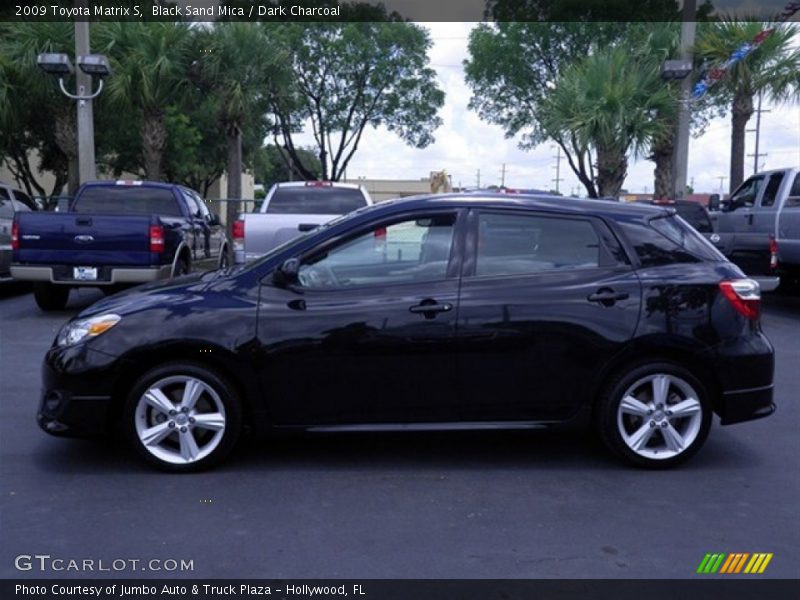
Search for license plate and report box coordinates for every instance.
[73,266,97,281]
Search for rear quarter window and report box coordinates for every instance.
[266,187,367,215]
[619,215,724,267]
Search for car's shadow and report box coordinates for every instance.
[30,426,764,475]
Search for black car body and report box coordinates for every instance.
[38,194,775,471]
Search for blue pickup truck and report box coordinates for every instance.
[11,180,231,311]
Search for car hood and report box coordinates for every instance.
[77,271,210,319]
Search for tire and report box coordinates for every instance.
[33,282,70,311]
[218,245,231,270]
[172,255,190,278]
[596,362,712,469]
[124,362,242,472]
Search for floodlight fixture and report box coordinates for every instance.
[37,53,74,76]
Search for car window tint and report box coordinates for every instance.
[0,188,10,200]
[620,216,718,267]
[267,187,367,215]
[74,186,182,216]
[298,214,456,288]
[181,190,203,218]
[760,172,785,208]
[11,199,32,212]
[475,213,600,277]
[785,174,800,208]
[191,191,211,219]
[0,199,12,218]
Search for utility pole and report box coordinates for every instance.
[717,176,727,191]
[552,147,563,193]
[74,1,97,183]
[747,90,770,175]
[499,163,506,187]
[672,0,696,200]
[476,169,481,188]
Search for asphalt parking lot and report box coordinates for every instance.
[0,284,798,579]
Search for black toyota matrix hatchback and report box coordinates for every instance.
[39,194,774,471]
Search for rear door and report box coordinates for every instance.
[454,209,641,422]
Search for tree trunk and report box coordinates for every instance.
[53,110,79,195]
[595,146,627,198]
[651,133,674,200]
[730,89,754,193]
[142,110,167,180]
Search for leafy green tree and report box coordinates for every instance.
[465,22,626,196]
[253,144,322,188]
[695,21,800,192]
[540,46,675,197]
[95,21,193,180]
[0,22,75,195]
[265,17,444,181]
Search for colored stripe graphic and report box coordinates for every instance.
[699,553,773,574]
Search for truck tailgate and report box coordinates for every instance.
[242,213,332,260]
[13,212,154,266]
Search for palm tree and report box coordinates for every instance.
[198,23,286,201]
[695,21,799,192]
[541,46,675,198]
[95,22,193,180]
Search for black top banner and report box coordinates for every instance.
[2,0,800,22]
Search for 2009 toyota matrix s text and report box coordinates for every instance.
[37,194,775,471]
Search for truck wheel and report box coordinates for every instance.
[172,256,190,278]
[33,283,70,311]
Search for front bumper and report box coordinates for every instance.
[38,344,122,437]
[11,264,171,285]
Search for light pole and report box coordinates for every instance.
[672,0,697,199]
[37,44,111,186]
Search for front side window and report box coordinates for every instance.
[475,212,600,277]
[728,176,764,210]
[297,214,456,289]
[785,173,800,208]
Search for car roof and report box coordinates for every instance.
[371,193,667,219]
[274,181,363,190]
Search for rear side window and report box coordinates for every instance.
[74,186,182,216]
[475,213,601,277]
[786,174,800,208]
[0,188,9,200]
[0,199,12,218]
[621,215,724,267]
[760,172,785,208]
[266,187,367,215]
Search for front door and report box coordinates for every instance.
[454,209,641,422]
[256,210,464,426]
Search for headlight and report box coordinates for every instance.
[57,314,121,347]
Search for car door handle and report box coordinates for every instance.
[587,289,629,306]
[747,213,754,225]
[409,300,453,319]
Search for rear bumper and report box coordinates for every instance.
[718,384,775,425]
[11,264,171,285]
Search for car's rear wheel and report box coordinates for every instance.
[33,282,70,311]
[124,363,242,472]
[597,362,712,468]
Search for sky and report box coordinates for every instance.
[304,22,800,196]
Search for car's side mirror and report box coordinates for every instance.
[708,194,720,212]
[273,258,300,286]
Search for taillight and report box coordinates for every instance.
[769,235,778,270]
[374,227,387,240]
[149,225,165,253]
[232,219,245,251]
[719,279,760,320]
[11,221,19,250]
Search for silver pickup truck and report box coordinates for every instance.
[234,181,373,264]
[714,167,800,289]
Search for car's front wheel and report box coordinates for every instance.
[597,362,712,468]
[124,363,242,472]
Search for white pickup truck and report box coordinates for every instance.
[233,181,373,264]
[714,167,800,289]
